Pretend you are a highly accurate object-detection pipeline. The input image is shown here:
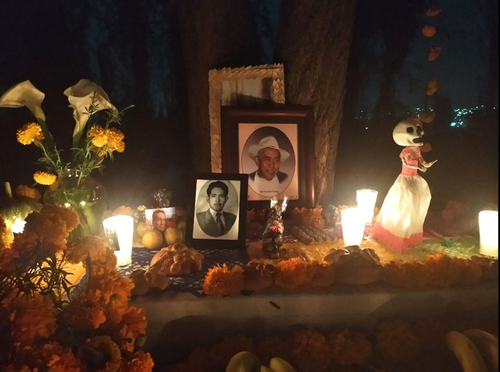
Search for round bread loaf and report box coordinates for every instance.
[243,262,274,291]
[324,246,383,285]
[150,243,204,276]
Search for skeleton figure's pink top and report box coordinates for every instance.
[400,146,421,176]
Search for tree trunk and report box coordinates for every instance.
[275,0,357,206]
[176,0,259,172]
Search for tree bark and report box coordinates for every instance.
[275,0,357,205]
[176,0,259,172]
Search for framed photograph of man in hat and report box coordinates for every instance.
[221,106,315,208]
[186,173,248,249]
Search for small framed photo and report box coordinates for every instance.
[186,173,248,249]
[144,207,176,233]
[221,105,315,208]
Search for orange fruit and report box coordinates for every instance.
[142,230,163,250]
[165,227,183,245]
[136,221,149,238]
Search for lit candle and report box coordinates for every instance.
[479,210,498,258]
[356,189,378,225]
[10,217,26,234]
[102,215,134,266]
[341,208,366,247]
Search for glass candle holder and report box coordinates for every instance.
[479,210,498,258]
[341,208,365,247]
[356,189,378,225]
[103,215,134,266]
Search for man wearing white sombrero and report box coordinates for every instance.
[248,135,290,196]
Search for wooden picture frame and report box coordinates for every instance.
[186,173,248,249]
[221,106,315,209]
[208,64,285,173]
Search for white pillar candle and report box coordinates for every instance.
[341,208,366,247]
[103,215,134,266]
[356,189,378,225]
[479,210,498,258]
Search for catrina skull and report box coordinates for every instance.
[392,118,424,147]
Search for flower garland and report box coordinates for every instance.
[202,252,496,297]
[169,316,498,372]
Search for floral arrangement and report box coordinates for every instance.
[0,80,132,236]
[0,205,154,372]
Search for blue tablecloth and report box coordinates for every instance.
[117,247,249,297]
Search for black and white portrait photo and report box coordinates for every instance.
[193,179,240,240]
[239,124,298,201]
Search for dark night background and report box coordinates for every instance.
[0,0,498,215]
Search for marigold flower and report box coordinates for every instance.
[328,329,372,365]
[288,328,331,372]
[375,320,421,362]
[16,122,44,145]
[88,270,134,306]
[65,235,109,265]
[65,296,107,330]
[41,204,80,232]
[424,253,459,288]
[274,258,309,291]
[8,292,57,344]
[308,261,335,288]
[203,264,244,297]
[88,125,105,138]
[9,230,39,257]
[42,342,83,372]
[106,128,125,153]
[383,259,429,289]
[92,133,108,147]
[115,306,147,351]
[21,205,77,254]
[85,335,122,372]
[33,171,57,186]
[15,184,41,200]
[0,246,20,273]
[452,256,482,286]
[121,350,154,372]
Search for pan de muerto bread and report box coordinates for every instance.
[150,243,204,276]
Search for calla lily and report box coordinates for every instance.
[0,80,46,121]
[64,79,115,139]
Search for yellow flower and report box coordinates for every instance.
[16,122,44,145]
[88,125,104,138]
[106,128,125,152]
[33,171,57,185]
[15,184,41,200]
[88,125,108,147]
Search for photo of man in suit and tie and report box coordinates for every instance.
[196,181,237,237]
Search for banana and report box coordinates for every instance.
[462,329,498,372]
[261,366,273,372]
[225,351,261,372]
[445,330,488,372]
[269,357,298,372]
